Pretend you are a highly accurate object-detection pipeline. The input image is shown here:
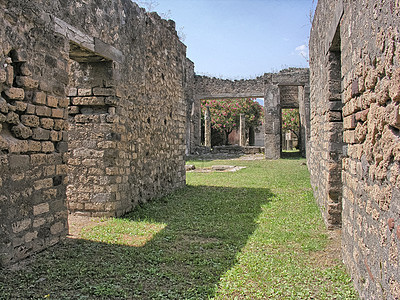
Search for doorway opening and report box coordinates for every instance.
[66,41,118,220]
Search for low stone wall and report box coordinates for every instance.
[189,145,264,158]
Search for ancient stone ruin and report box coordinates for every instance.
[1,0,399,298]
[189,69,310,159]
[309,0,400,298]
[0,0,187,266]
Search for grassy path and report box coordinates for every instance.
[0,158,358,299]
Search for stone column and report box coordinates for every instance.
[298,86,305,156]
[239,113,246,146]
[264,84,281,159]
[204,105,211,147]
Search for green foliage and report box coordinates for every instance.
[282,108,300,137]
[201,98,264,134]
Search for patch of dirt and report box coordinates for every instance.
[67,214,105,238]
[310,229,343,268]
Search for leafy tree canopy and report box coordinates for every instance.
[201,98,264,134]
[282,108,300,138]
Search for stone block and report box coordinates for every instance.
[47,96,58,108]
[72,97,105,106]
[20,63,32,76]
[5,65,13,86]
[34,178,53,190]
[328,111,342,121]
[0,97,8,113]
[67,88,77,97]
[14,101,27,112]
[8,139,29,153]
[33,218,46,228]
[15,76,38,89]
[355,109,369,122]
[52,108,64,119]
[6,111,19,125]
[0,69,6,83]
[33,203,49,216]
[33,92,47,105]
[4,88,24,101]
[50,222,64,235]
[40,118,54,130]
[344,115,356,129]
[343,130,356,144]
[50,131,62,142]
[11,124,33,139]
[12,219,31,233]
[32,127,50,141]
[351,78,360,97]
[41,141,55,153]
[21,115,40,127]
[26,104,35,114]
[77,89,92,96]
[28,140,41,152]
[36,106,51,117]
[24,231,38,243]
[58,97,69,108]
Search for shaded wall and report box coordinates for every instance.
[309,0,400,298]
[0,0,187,265]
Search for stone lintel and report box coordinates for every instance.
[53,16,124,63]
[324,0,344,54]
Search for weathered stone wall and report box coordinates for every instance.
[194,76,265,99]
[310,0,400,298]
[0,0,187,265]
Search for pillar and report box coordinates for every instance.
[239,113,246,146]
[264,84,281,159]
[204,105,211,147]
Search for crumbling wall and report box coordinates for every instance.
[194,76,265,99]
[309,0,400,298]
[0,0,188,265]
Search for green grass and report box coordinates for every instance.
[0,158,358,299]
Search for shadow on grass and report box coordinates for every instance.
[0,185,273,299]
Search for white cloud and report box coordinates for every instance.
[295,44,308,60]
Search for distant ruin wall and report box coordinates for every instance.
[309,0,400,298]
[192,69,309,159]
[0,0,187,265]
[194,75,265,99]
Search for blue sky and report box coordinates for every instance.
[143,0,314,79]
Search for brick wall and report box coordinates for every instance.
[309,0,400,298]
[0,0,188,265]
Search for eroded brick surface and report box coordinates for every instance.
[0,0,187,266]
[309,1,400,298]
